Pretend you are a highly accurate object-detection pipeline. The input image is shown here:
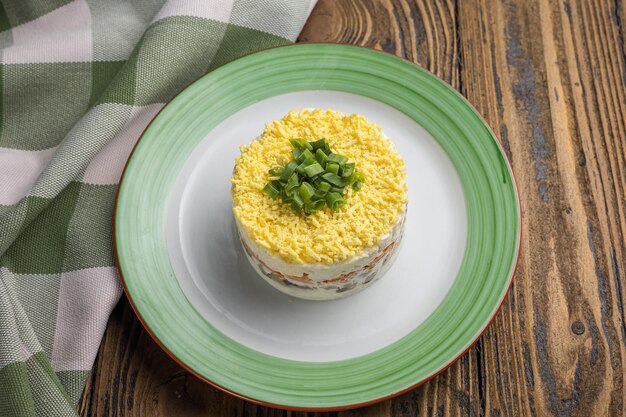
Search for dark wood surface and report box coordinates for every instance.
[80,0,626,415]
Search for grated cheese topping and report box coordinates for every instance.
[231,109,407,265]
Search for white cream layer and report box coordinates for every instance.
[236,207,406,282]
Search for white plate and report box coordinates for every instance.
[166,90,467,362]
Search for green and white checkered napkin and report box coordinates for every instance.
[0,1,315,415]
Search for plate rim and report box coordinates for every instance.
[113,42,522,411]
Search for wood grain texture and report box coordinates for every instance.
[80,1,626,416]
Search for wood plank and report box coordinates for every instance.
[456,0,626,416]
[299,0,460,86]
[80,1,626,416]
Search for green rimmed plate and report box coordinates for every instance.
[115,43,520,410]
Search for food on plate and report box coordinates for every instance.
[231,109,407,300]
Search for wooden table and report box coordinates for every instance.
[80,1,626,415]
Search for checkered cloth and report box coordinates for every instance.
[0,1,315,415]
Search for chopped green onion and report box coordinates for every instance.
[291,193,304,211]
[321,172,348,187]
[310,139,327,151]
[304,200,325,215]
[327,153,348,165]
[341,163,355,178]
[285,173,299,191]
[321,139,331,154]
[325,192,347,211]
[289,138,302,148]
[298,182,315,202]
[348,171,364,187]
[315,148,328,164]
[264,138,364,214]
[297,148,314,164]
[317,181,331,194]
[289,138,313,151]
[326,163,340,175]
[303,156,317,167]
[263,182,280,199]
[296,162,311,177]
[268,166,283,177]
[303,163,324,178]
[280,161,298,181]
